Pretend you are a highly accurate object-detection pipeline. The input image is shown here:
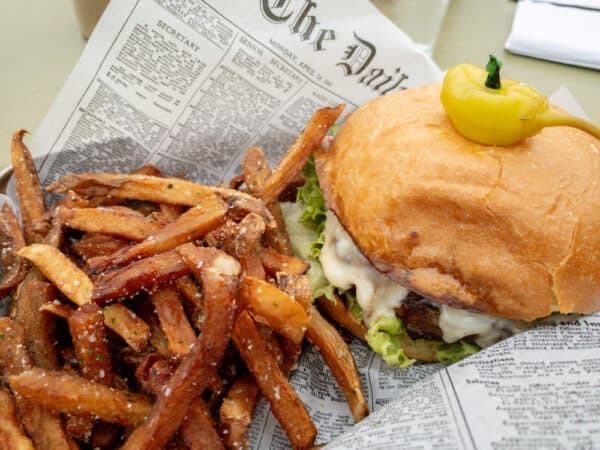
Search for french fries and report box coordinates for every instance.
[12,279,60,370]
[60,206,162,241]
[17,244,93,306]
[316,293,368,340]
[0,205,28,297]
[306,306,368,422]
[0,389,35,450]
[150,285,196,356]
[8,368,152,427]
[87,203,227,273]
[242,146,292,254]
[0,106,371,449]
[182,399,225,450]
[0,318,78,449]
[260,246,310,275]
[92,250,189,303]
[47,173,225,209]
[233,310,317,449]
[122,247,240,450]
[219,373,261,449]
[240,276,309,344]
[10,130,45,244]
[102,303,150,352]
[258,105,344,203]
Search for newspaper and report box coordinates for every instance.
[5,0,600,448]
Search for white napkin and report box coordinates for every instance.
[505,0,600,70]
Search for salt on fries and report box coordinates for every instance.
[0,105,372,449]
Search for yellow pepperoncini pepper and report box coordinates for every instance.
[441,55,600,146]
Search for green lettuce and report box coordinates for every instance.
[366,316,416,368]
[433,341,479,364]
[366,316,479,367]
[296,156,326,258]
[345,291,363,323]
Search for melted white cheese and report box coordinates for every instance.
[438,306,526,348]
[319,212,408,326]
[283,205,526,348]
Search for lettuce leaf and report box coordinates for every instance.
[296,156,327,258]
[434,341,479,364]
[366,316,416,368]
[345,290,363,323]
[366,316,479,367]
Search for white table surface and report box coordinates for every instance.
[1,0,599,170]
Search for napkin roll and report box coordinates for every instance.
[505,0,600,70]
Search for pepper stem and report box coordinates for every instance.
[537,110,600,140]
[485,55,502,90]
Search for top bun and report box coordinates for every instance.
[316,83,600,321]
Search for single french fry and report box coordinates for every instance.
[10,129,45,244]
[12,279,60,370]
[122,247,240,450]
[258,105,344,203]
[241,146,292,254]
[135,298,171,357]
[0,205,28,298]
[211,186,275,229]
[60,207,162,241]
[68,303,114,386]
[47,173,225,209]
[219,373,261,450]
[0,318,77,450]
[92,250,189,304]
[239,251,266,280]
[0,389,35,450]
[260,247,309,276]
[103,303,150,352]
[71,233,130,261]
[276,273,312,311]
[134,354,175,395]
[87,204,227,274]
[182,398,225,450]
[240,276,309,345]
[316,294,367,341]
[306,306,368,422]
[39,301,76,320]
[17,244,93,306]
[233,311,316,449]
[175,275,203,309]
[208,213,266,259]
[8,368,152,427]
[150,285,197,356]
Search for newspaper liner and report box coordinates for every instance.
[2,0,599,448]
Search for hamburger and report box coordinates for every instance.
[280,83,600,366]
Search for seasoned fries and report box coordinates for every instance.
[0,106,371,449]
[306,306,368,422]
[47,173,224,209]
[0,389,35,450]
[316,293,368,340]
[60,206,162,241]
[102,303,150,352]
[122,248,240,450]
[150,285,196,356]
[17,244,93,306]
[233,311,317,449]
[0,205,28,297]
[92,250,189,303]
[240,276,309,344]
[219,373,261,449]
[10,130,45,244]
[258,105,344,203]
[9,368,152,426]
[87,203,227,273]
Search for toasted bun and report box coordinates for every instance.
[316,83,600,321]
